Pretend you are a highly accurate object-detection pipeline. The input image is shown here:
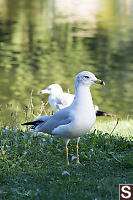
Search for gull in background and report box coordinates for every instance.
[22,71,104,165]
[40,84,114,116]
[40,84,74,111]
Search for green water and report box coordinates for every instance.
[0,0,133,122]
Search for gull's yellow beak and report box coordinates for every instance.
[94,79,105,85]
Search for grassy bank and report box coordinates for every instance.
[0,118,133,200]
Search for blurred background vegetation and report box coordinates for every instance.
[0,0,133,122]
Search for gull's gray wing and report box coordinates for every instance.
[35,107,73,134]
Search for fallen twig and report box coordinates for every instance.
[110,118,120,134]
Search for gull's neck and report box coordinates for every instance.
[72,84,94,110]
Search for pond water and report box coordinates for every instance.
[0,0,133,123]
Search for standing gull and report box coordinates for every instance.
[40,84,74,111]
[22,71,104,165]
[40,84,114,116]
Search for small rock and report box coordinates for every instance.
[62,170,70,176]
[42,138,46,142]
[71,156,77,161]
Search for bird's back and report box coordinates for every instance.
[49,92,74,111]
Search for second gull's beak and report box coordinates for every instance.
[40,89,49,94]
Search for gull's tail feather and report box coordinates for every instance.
[96,110,116,117]
[21,120,44,126]
[21,120,45,131]
[21,116,50,126]
[21,116,50,131]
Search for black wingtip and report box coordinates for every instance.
[21,121,37,126]
[96,110,116,117]
[21,120,44,126]
[21,122,32,126]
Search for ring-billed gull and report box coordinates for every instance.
[40,84,113,116]
[40,84,74,111]
[22,71,105,165]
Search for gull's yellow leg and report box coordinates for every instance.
[66,144,69,165]
[65,139,70,165]
[76,137,80,164]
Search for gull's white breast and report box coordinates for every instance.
[52,107,96,138]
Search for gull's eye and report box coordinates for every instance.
[84,76,89,79]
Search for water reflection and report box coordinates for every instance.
[0,0,133,123]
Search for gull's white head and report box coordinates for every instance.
[75,71,105,88]
[40,84,63,95]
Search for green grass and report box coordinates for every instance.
[0,118,133,200]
